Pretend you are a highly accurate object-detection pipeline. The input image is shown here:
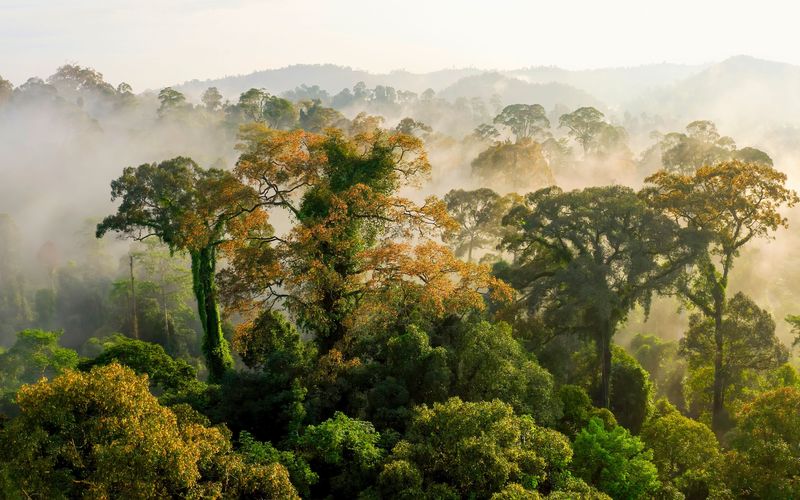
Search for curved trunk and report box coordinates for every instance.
[191,246,233,382]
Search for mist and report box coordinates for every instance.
[4,57,800,350]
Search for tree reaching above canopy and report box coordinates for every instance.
[96,157,267,382]
[201,87,223,111]
[646,120,773,175]
[681,292,788,424]
[558,106,606,155]
[471,139,555,190]
[225,125,507,356]
[0,75,12,105]
[493,104,550,142]
[157,87,188,116]
[237,88,298,128]
[443,188,510,262]
[499,185,698,408]
[644,159,798,433]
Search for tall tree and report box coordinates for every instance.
[443,188,508,262]
[644,160,798,433]
[225,125,506,355]
[298,99,347,132]
[237,88,297,128]
[0,75,13,105]
[558,106,606,155]
[96,157,266,381]
[680,292,788,425]
[201,86,223,111]
[500,185,697,408]
[471,139,554,189]
[157,87,187,116]
[0,214,30,338]
[492,104,550,142]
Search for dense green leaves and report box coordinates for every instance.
[383,398,573,498]
[572,418,660,499]
[641,402,722,498]
[0,364,299,499]
[501,185,696,407]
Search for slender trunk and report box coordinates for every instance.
[162,286,171,350]
[711,309,725,432]
[191,246,232,382]
[129,255,139,339]
[711,255,731,435]
[599,321,612,409]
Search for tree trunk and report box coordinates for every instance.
[129,255,139,339]
[711,255,730,436]
[711,304,726,435]
[598,322,612,409]
[191,246,233,382]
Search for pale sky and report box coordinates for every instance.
[2,0,799,91]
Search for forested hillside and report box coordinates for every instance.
[2,61,800,499]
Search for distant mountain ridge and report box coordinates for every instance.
[630,55,800,134]
[177,64,484,100]
[174,56,800,134]
[437,72,601,111]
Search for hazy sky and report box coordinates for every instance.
[2,0,798,91]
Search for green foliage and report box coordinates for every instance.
[645,159,798,433]
[451,320,561,426]
[609,347,653,434]
[724,387,800,498]
[630,333,686,409]
[572,418,660,499]
[681,292,788,426]
[157,87,188,116]
[236,88,298,128]
[443,188,508,262]
[201,86,223,111]
[10,90,796,499]
[0,329,78,413]
[238,431,318,497]
[0,364,299,499]
[556,385,616,438]
[383,397,573,498]
[558,107,606,155]
[365,325,450,431]
[299,411,383,498]
[491,482,542,499]
[96,157,261,381]
[653,120,773,175]
[641,402,722,498]
[0,215,30,339]
[471,139,554,188]
[186,370,307,446]
[500,185,695,408]
[78,334,197,393]
[298,99,347,132]
[493,104,550,142]
[234,309,313,374]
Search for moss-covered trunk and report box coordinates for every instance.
[191,245,233,382]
